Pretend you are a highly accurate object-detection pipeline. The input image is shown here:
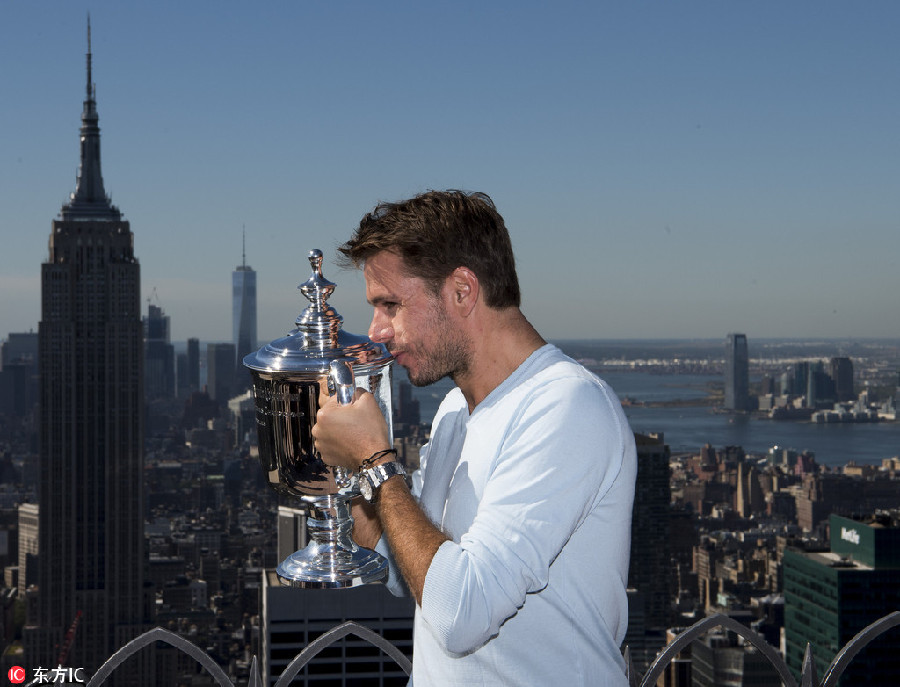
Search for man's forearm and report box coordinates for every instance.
[376,476,449,605]
[351,499,383,550]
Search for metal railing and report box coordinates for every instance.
[85,611,900,686]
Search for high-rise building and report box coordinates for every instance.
[724,333,750,411]
[0,333,38,417]
[187,337,201,391]
[690,611,781,686]
[17,503,39,597]
[233,232,256,389]
[24,24,148,682]
[630,434,672,620]
[207,342,237,403]
[1,332,38,368]
[784,513,900,685]
[625,432,672,673]
[830,356,854,402]
[144,303,175,399]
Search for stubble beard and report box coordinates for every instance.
[405,302,472,388]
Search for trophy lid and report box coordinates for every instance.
[243,249,392,376]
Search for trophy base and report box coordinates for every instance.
[276,543,388,588]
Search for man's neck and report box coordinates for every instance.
[454,309,546,412]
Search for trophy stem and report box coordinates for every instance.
[276,494,388,588]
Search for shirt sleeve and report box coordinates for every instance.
[418,373,633,655]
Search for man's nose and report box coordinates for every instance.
[369,313,392,343]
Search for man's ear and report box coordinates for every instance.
[448,267,479,316]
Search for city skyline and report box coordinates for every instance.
[3,2,900,343]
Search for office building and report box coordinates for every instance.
[24,25,148,682]
[625,433,672,671]
[0,333,39,417]
[830,357,854,402]
[783,513,900,684]
[1,333,38,369]
[187,337,201,392]
[16,503,39,597]
[207,342,237,403]
[260,573,414,686]
[690,617,780,686]
[1,333,40,412]
[144,303,175,399]
[724,333,750,411]
[233,234,256,389]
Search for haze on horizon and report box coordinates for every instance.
[2,1,899,345]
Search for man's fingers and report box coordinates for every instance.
[317,378,332,407]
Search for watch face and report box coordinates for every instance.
[360,475,373,501]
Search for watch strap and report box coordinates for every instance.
[360,460,407,503]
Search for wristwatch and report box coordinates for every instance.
[358,460,407,504]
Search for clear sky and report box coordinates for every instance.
[2,1,899,344]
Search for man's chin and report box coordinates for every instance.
[408,369,450,388]
[402,363,439,388]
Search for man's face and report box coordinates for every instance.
[364,251,471,387]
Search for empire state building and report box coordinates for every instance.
[25,24,147,680]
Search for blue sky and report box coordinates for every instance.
[2,1,899,344]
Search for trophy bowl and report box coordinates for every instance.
[244,249,393,588]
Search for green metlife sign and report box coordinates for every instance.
[830,513,900,568]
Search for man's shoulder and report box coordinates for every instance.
[523,345,605,391]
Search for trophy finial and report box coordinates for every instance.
[295,249,342,346]
[308,248,323,272]
[299,248,336,308]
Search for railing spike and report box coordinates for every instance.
[623,645,640,687]
[800,642,818,687]
[247,655,262,687]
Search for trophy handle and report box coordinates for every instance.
[328,359,356,406]
[327,359,355,487]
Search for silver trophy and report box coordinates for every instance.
[244,249,394,587]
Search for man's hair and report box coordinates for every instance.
[338,190,520,308]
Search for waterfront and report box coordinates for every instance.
[399,368,900,470]
[603,371,899,468]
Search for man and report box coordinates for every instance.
[313,190,636,685]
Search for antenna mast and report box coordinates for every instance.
[86,14,93,101]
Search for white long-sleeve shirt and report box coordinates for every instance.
[380,344,636,686]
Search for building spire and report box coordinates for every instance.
[86,14,93,101]
[61,15,120,221]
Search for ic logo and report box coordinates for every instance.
[7,666,26,684]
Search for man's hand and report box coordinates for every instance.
[312,383,392,472]
[314,381,447,605]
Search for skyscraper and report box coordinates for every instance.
[207,342,237,403]
[187,336,201,391]
[144,303,175,399]
[724,333,749,411]
[830,356,854,402]
[625,432,672,672]
[25,24,147,680]
[233,232,256,388]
